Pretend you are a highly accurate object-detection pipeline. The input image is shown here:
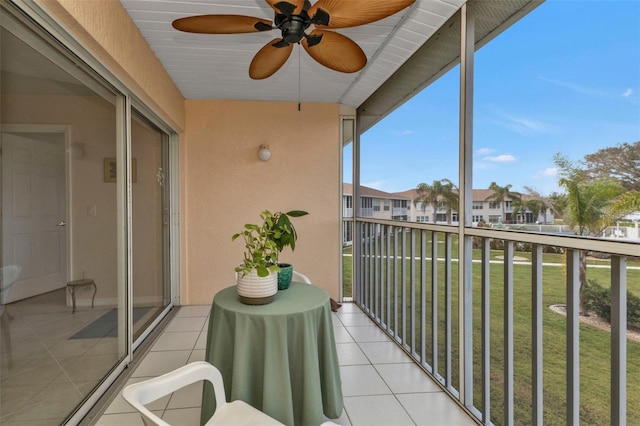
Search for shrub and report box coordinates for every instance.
[490,239,504,250]
[516,242,532,252]
[471,238,504,250]
[543,245,564,254]
[582,279,640,325]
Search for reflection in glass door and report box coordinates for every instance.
[131,111,170,340]
[0,10,123,423]
[1,6,176,422]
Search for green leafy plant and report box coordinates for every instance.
[269,210,308,253]
[232,210,308,278]
[582,279,640,325]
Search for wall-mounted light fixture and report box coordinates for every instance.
[67,143,85,159]
[258,144,271,161]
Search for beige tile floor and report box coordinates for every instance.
[0,289,124,425]
[94,303,476,426]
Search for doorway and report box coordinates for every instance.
[1,126,69,303]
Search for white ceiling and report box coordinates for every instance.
[119,0,465,108]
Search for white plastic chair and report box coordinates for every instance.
[1,265,22,368]
[122,361,284,426]
[292,270,311,284]
[0,265,22,314]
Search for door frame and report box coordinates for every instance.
[1,123,72,297]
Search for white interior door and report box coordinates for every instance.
[2,132,67,302]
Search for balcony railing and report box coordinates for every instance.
[350,217,639,425]
[392,207,408,216]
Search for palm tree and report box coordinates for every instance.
[523,186,552,223]
[555,154,625,237]
[547,191,567,223]
[554,153,626,309]
[512,198,543,223]
[414,179,459,223]
[414,181,439,223]
[485,182,521,224]
[439,180,459,224]
[605,190,640,222]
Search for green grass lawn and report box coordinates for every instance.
[342,233,640,425]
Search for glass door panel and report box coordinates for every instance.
[1,11,122,424]
[131,110,170,340]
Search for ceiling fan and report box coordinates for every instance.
[172,0,416,80]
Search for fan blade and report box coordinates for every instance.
[309,0,415,29]
[302,30,366,73]
[249,39,294,79]
[172,15,273,34]
[265,0,306,16]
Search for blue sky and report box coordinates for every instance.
[346,0,640,196]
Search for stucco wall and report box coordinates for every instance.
[184,100,342,304]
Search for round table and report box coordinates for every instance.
[201,282,344,426]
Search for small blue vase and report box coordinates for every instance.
[277,263,293,290]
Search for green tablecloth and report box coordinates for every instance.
[200,283,344,426]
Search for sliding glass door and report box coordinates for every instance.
[0,10,123,423]
[131,110,171,340]
[0,4,177,424]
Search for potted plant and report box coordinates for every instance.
[268,210,308,290]
[232,209,307,303]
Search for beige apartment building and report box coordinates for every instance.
[343,184,553,226]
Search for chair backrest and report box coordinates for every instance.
[292,270,311,284]
[122,361,227,426]
[1,265,22,307]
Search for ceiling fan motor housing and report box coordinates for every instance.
[275,12,311,44]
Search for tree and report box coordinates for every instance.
[512,198,543,223]
[485,182,521,224]
[414,179,459,224]
[582,141,640,191]
[600,190,640,228]
[439,181,460,224]
[523,186,551,223]
[554,153,626,309]
[414,181,439,223]
[546,191,567,223]
[555,154,625,237]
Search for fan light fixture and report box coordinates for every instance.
[258,145,271,161]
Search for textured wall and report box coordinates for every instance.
[183,99,342,303]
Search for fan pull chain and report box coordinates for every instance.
[297,45,301,111]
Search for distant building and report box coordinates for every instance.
[342,183,412,221]
[343,184,553,226]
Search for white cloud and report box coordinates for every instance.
[622,88,634,98]
[474,162,494,170]
[392,129,414,136]
[484,154,516,162]
[539,76,608,97]
[504,114,554,135]
[482,105,557,137]
[475,147,495,155]
[532,167,559,182]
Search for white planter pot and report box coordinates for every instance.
[236,269,278,305]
